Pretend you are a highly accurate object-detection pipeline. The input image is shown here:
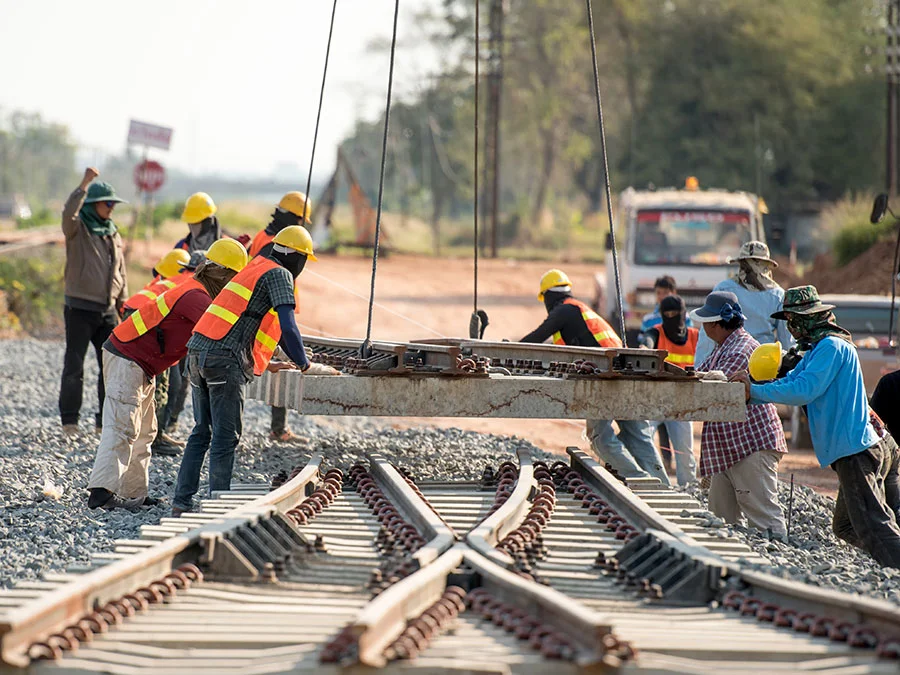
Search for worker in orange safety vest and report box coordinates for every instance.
[520,269,670,486]
[639,294,699,485]
[172,225,339,517]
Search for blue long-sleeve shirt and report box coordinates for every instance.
[749,336,877,467]
[694,279,794,367]
[276,304,310,370]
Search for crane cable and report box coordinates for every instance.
[585,0,628,347]
[301,0,339,224]
[469,0,489,340]
[361,0,401,357]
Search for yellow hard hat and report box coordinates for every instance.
[749,342,782,382]
[273,225,318,261]
[156,249,191,278]
[538,269,572,302]
[277,191,312,223]
[182,192,217,224]
[205,238,249,272]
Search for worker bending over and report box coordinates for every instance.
[173,226,338,516]
[520,270,668,484]
[247,191,314,441]
[86,240,249,510]
[736,286,900,567]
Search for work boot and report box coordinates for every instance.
[269,429,296,443]
[159,432,183,447]
[87,488,143,512]
[152,437,182,457]
[142,495,163,507]
[62,424,80,438]
[171,506,190,518]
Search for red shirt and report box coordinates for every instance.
[109,288,211,377]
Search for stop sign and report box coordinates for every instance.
[134,159,165,193]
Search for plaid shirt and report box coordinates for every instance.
[188,265,296,377]
[698,328,787,477]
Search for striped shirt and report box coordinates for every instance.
[188,265,296,377]
[698,328,787,477]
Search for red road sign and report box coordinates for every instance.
[134,160,165,193]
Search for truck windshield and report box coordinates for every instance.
[634,210,752,266]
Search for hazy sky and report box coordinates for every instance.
[0,0,440,179]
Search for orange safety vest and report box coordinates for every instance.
[657,327,699,367]
[553,298,622,348]
[192,256,283,375]
[248,230,274,257]
[114,278,207,343]
[124,276,178,312]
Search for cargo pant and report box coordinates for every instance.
[87,350,155,499]
[831,437,900,568]
[708,450,785,535]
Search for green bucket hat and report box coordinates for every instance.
[84,182,128,204]
[771,285,835,320]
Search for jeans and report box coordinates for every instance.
[271,406,288,434]
[59,306,118,426]
[173,351,246,511]
[831,437,900,568]
[586,419,670,485]
[653,420,697,485]
[164,359,189,429]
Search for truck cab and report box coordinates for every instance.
[596,179,766,342]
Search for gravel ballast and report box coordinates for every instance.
[2,338,899,608]
[0,339,547,589]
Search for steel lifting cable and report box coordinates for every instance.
[361,0,401,357]
[302,0,339,223]
[585,0,628,347]
[469,0,489,340]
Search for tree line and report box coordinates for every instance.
[340,0,885,250]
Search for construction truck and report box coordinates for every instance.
[594,177,767,343]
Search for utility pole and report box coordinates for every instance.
[888,0,900,196]
[485,0,507,258]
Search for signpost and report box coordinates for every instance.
[127,120,173,261]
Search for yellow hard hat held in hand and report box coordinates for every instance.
[273,225,318,261]
[749,342,782,382]
[538,269,572,302]
[182,192,217,224]
[156,249,191,278]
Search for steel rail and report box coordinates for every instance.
[0,453,324,668]
[568,446,900,649]
[367,453,457,566]
[465,448,534,567]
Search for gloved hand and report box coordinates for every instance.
[303,362,342,376]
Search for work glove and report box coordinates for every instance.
[303,362,342,376]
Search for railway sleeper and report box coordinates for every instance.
[612,529,725,605]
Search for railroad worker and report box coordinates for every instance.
[59,167,129,437]
[521,269,669,485]
[695,241,793,367]
[247,191,314,442]
[248,191,312,256]
[639,295,698,485]
[175,192,221,254]
[736,286,900,566]
[638,276,693,340]
[122,249,191,315]
[691,291,788,536]
[173,225,339,517]
[159,251,208,437]
[86,239,249,511]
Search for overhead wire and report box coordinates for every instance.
[585,0,628,347]
[302,0,339,223]
[362,0,401,356]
